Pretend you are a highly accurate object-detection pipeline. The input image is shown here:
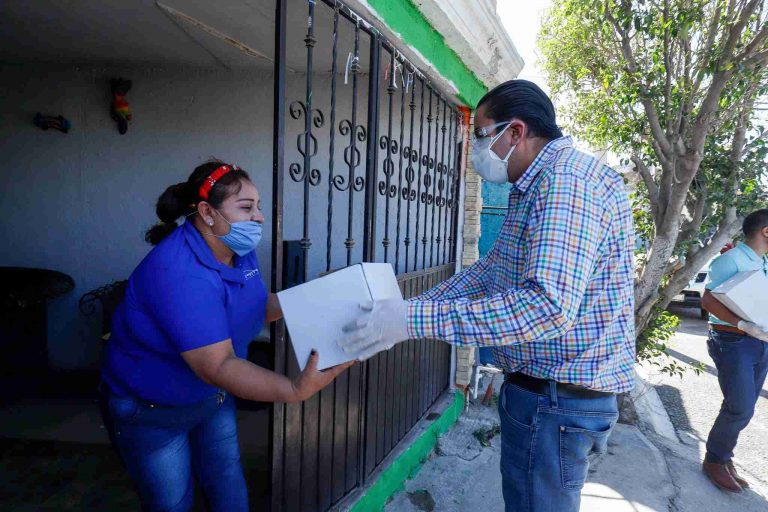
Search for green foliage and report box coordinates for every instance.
[472,424,501,448]
[540,0,768,363]
[637,309,704,377]
[540,0,768,162]
[631,185,655,248]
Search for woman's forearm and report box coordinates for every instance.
[212,357,300,403]
[266,293,283,323]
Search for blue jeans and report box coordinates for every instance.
[498,381,618,512]
[100,388,248,512]
[705,330,768,464]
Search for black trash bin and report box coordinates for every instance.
[0,267,75,400]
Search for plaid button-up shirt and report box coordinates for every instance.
[407,136,636,393]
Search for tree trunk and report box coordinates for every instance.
[634,232,678,331]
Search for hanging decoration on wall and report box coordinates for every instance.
[110,78,132,135]
[33,113,71,133]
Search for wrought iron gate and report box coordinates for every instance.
[270,1,464,509]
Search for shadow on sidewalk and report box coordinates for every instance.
[655,384,696,434]
[667,348,768,401]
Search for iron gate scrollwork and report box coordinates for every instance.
[271,1,464,510]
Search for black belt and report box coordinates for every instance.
[504,372,614,399]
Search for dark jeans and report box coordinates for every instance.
[498,381,618,512]
[705,330,768,464]
[99,387,248,512]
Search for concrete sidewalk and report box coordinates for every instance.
[384,395,768,512]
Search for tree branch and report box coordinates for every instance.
[678,183,707,245]
[690,1,724,106]
[721,0,761,62]
[675,34,693,150]
[731,10,768,63]
[604,2,674,163]
[743,49,768,69]
[661,212,741,306]
[632,154,660,225]
[689,0,761,159]
[663,0,673,134]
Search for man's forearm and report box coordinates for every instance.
[701,291,741,326]
[416,257,490,301]
[408,286,573,347]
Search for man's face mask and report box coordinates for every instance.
[471,121,515,184]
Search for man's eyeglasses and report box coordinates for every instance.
[472,121,512,142]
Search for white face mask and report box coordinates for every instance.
[471,122,515,184]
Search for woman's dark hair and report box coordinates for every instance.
[743,209,768,238]
[476,79,563,140]
[145,160,251,245]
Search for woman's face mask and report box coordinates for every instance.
[215,209,263,257]
[471,121,515,184]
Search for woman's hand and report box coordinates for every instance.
[291,351,355,401]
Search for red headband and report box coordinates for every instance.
[198,164,237,200]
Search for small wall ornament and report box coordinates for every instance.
[110,78,132,135]
[33,113,71,133]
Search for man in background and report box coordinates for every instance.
[701,209,768,492]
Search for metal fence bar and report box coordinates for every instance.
[325,4,340,273]
[362,29,381,479]
[339,20,365,266]
[441,109,454,265]
[451,136,464,262]
[269,0,287,509]
[413,79,425,272]
[394,53,407,274]
[429,97,442,268]
[421,86,434,270]
[379,50,397,263]
[319,10,341,503]
[436,99,448,266]
[403,72,417,273]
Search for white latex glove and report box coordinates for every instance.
[737,320,768,342]
[337,299,410,361]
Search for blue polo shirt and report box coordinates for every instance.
[705,242,767,326]
[102,221,267,405]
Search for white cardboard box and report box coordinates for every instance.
[711,270,768,328]
[277,263,403,371]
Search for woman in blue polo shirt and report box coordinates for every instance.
[101,161,352,512]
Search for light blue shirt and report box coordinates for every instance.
[705,242,767,326]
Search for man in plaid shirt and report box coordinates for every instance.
[340,80,635,512]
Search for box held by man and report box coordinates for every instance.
[278,263,403,370]
[711,270,768,328]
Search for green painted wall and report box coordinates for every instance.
[367,0,488,106]
[349,392,464,512]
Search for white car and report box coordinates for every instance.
[672,268,710,319]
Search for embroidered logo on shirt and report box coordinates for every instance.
[243,269,260,281]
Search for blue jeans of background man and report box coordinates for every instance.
[100,389,248,512]
[498,380,618,512]
[705,330,768,464]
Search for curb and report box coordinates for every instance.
[345,391,464,512]
[630,364,678,442]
